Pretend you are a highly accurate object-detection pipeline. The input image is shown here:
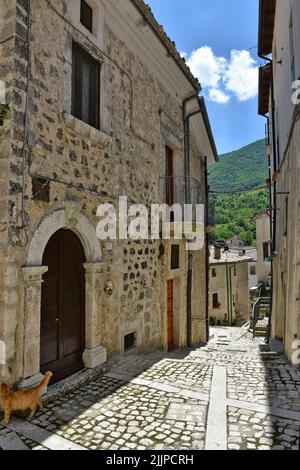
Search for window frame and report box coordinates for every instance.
[80,0,93,33]
[213,293,219,309]
[263,242,270,262]
[289,12,296,83]
[72,42,101,130]
[171,245,180,270]
[250,265,256,276]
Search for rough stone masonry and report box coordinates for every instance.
[0,0,216,386]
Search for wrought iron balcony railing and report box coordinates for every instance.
[160,176,204,208]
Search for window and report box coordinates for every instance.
[80,0,93,33]
[290,12,296,83]
[171,245,180,270]
[250,266,256,276]
[32,178,50,202]
[213,293,219,309]
[165,146,174,221]
[263,242,270,261]
[124,333,135,352]
[212,268,217,278]
[234,265,237,277]
[72,43,100,129]
[284,197,289,237]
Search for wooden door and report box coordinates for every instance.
[167,280,174,351]
[40,229,85,383]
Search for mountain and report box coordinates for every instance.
[208,139,269,193]
[208,139,269,245]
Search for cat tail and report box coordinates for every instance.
[37,372,52,392]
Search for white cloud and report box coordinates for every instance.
[187,46,227,89]
[223,50,258,102]
[185,46,258,105]
[208,88,230,104]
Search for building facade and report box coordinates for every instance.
[226,238,258,290]
[254,213,271,285]
[258,0,300,362]
[0,0,217,385]
[246,248,258,290]
[209,246,251,327]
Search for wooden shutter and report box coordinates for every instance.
[80,0,93,33]
[72,43,100,129]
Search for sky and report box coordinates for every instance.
[147,0,265,155]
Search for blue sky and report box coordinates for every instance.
[147,0,265,154]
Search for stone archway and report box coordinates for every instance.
[20,203,106,388]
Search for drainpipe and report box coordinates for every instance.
[259,55,277,344]
[229,265,235,325]
[225,265,230,325]
[182,93,201,348]
[262,113,274,343]
[259,57,277,254]
[204,156,210,341]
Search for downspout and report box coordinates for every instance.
[259,57,277,255]
[225,264,234,326]
[259,55,277,344]
[229,265,234,325]
[263,114,274,343]
[182,93,201,348]
[204,156,210,341]
[225,265,230,325]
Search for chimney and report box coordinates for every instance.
[214,245,221,260]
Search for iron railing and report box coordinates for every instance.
[160,176,204,207]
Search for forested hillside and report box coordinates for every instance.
[208,139,269,244]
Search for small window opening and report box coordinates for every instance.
[124,332,135,352]
[80,0,93,33]
[32,178,50,202]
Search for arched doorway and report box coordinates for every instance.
[40,229,85,383]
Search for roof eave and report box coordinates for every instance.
[199,97,219,162]
[258,0,276,57]
[258,63,271,116]
[130,0,201,92]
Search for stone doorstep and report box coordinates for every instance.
[43,364,110,404]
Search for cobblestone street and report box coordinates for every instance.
[1,328,299,451]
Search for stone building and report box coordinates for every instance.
[245,248,258,291]
[209,245,251,326]
[258,0,300,362]
[254,212,271,285]
[0,0,217,385]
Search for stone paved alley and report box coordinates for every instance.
[0,328,299,451]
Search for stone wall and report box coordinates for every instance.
[272,117,300,363]
[0,0,208,382]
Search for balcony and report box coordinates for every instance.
[159,176,205,237]
[160,176,204,208]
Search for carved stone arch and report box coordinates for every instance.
[20,203,106,388]
[27,202,101,266]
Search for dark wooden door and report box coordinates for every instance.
[167,280,174,351]
[40,229,85,383]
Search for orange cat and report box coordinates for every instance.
[0,371,53,425]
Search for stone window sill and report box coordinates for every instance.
[63,112,112,149]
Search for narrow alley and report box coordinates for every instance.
[1,329,299,451]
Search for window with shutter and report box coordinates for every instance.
[80,0,93,33]
[72,43,100,129]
